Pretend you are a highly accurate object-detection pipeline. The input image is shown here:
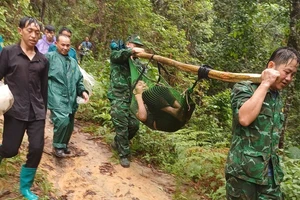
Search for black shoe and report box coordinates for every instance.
[120,156,130,168]
[64,147,71,154]
[53,148,65,158]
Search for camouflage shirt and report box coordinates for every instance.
[107,48,134,103]
[225,81,284,185]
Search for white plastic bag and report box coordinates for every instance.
[0,81,14,115]
[76,65,96,104]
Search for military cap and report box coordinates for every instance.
[127,35,144,46]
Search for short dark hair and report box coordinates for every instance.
[19,16,41,29]
[44,24,55,32]
[58,27,72,35]
[56,34,70,42]
[267,47,300,67]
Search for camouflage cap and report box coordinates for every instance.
[127,35,144,46]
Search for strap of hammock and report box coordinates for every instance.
[131,54,155,92]
[184,86,195,112]
[157,61,172,84]
[188,64,212,92]
[157,61,172,83]
[183,64,212,111]
[198,64,212,80]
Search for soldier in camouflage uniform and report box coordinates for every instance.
[226,47,300,200]
[107,35,145,168]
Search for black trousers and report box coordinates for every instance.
[0,115,45,168]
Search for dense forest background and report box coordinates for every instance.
[1,0,300,199]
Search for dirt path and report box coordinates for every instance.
[40,115,176,200]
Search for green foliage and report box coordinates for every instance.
[204,1,290,94]
[281,156,300,199]
[0,155,23,177]
[172,147,227,196]
[76,59,112,126]
[210,184,226,200]
[286,146,300,159]
[209,0,289,72]
[130,128,228,198]
[152,0,215,61]
[76,81,112,125]
[201,89,232,132]
[0,0,36,45]
[131,129,178,167]
[285,90,300,147]
[185,88,232,148]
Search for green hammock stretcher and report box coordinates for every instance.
[129,58,195,132]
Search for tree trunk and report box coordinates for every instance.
[280,85,294,149]
[40,0,46,23]
[280,0,300,149]
[287,0,300,49]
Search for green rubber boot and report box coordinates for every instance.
[20,165,39,200]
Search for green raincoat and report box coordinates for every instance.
[46,51,86,148]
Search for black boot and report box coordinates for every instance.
[120,156,130,168]
[53,148,65,158]
[64,147,71,154]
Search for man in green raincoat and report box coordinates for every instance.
[46,34,89,158]
[108,35,145,168]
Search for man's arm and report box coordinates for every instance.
[75,64,89,102]
[78,42,82,50]
[135,94,147,122]
[0,48,8,80]
[81,91,89,103]
[238,68,280,126]
[134,81,148,122]
[110,48,133,64]
[110,47,144,64]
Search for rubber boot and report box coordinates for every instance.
[20,165,39,200]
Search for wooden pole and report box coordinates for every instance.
[136,52,261,83]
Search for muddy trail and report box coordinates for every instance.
[0,115,176,200]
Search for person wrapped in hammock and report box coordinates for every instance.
[133,80,186,132]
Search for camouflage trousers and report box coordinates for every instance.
[226,174,283,200]
[110,100,139,157]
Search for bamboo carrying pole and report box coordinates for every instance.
[136,52,262,83]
